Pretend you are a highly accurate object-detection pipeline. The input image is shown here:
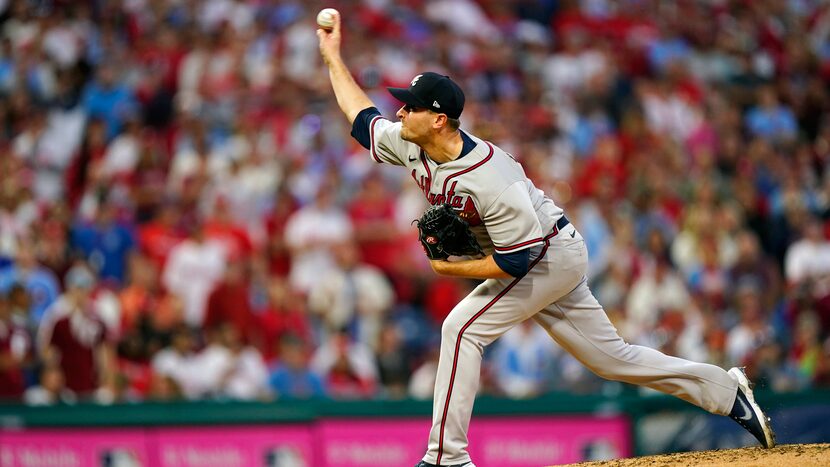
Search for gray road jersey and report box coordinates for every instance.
[369,116,564,254]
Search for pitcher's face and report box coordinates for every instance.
[397,104,432,143]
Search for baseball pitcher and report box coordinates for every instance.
[317,11,775,467]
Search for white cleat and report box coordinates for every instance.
[728,367,777,448]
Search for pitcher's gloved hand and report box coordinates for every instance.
[413,204,484,260]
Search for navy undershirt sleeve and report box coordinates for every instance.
[493,249,531,278]
[459,130,476,158]
[350,107,382,149]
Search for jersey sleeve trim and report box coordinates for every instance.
[369,115,384,163]
[494,237,544,252]
[350,107,382,149]
[440,141,494,195]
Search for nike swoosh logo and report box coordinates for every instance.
[569,230,575,238]
[738,396,753,421]
[408,156,417,162]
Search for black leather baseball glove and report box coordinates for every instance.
[413,203,484,260]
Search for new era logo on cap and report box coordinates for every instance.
[388,72,465,119]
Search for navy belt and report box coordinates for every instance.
[545,215,570,240]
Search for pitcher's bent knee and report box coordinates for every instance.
[579,342,636,381]
[578,357,615,380]
[441,313,466,342]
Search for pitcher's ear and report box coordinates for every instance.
[433,113,448,129]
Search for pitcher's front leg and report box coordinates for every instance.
[423,278,537,466]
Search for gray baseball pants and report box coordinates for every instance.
[423,223,739,466]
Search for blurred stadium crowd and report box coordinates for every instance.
[2,0,830,405]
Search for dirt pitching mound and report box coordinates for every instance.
[555,443,830,467]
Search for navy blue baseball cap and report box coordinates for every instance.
[388,72,465,119]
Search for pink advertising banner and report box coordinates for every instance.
[468,416,631,466]
[316,415,630,467]
[317,418,428,466]
[0,415,629,467]
[147,426,315,467]
[0,428,149,467]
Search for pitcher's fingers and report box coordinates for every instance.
[332,10,341,34]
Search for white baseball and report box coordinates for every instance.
[316,8,338,30]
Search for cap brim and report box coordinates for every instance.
[388,87,428,108]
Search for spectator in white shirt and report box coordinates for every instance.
[23,364,77,405]
[625,256,692,344]
[151,325,201,400]
[192,323,270,400]
[308,241,394,349]
[785,216,830,287]
[284,186,352,294]
[162,221,226,327]
[409,345,440,401]
[100,118,141,180]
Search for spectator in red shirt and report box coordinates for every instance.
[0,290,30,400]
[138,200,185,270]
[204,260,259,347]
[264,188,298,278]
[259,277,311,362]
[574,135,627,199]
[203,197,254,262]
[37,264,116,401]
[348,175,400,275]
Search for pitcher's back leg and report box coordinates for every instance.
[532,276,737,415]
